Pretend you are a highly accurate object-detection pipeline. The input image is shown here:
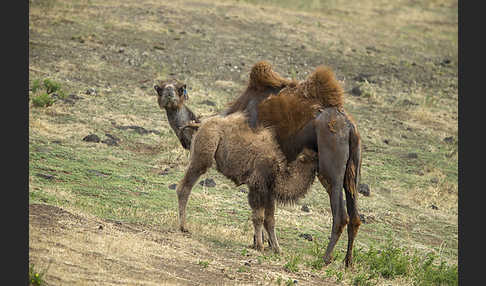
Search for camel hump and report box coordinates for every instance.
[299,65,344,108]
[258,94,320,141]
[249,61,296,91]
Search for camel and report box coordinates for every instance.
[153,61,362,267]
[175,111,319,253]
[224,61,362,268]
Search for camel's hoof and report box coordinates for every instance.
[344,257,353,268]
[249,243,264,252]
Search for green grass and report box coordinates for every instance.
[303,233,458,285]
[29,263,50,286]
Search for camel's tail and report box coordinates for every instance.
[344,116,361,202]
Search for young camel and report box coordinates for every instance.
[176,112,318,253]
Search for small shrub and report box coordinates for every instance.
[285,278,296,286]
[30,78,66,107]
[237,265,249,273]
[43,78,61,94]
[198,260,209,268]
[350,234,458,286]
[413,252,458,286]
[29,263,48,286]
[306,239,326,270]
[32,93,55,107]
[31,79,42,93]
[283,254,301,273]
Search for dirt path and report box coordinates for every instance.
[29,204,338,285]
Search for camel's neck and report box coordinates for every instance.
[165,105,195,130]
[164,104,199,150]
[278,120,318,162]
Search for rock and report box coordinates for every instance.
[113,124,160,135]
[440,59,451,66]
[83,134,100,143]
[401,99,418,106]
[430,204,439,210]
[358,184,370,196]
[359,214,366,224]
[244,261,251,267]
[88,169,109,177]
[299,233,313,241]
[36,173,54,180]
[85,87,97,95]
[407,153,418,159]
[160,168,170,175]
[199,178,216,187]
[201,100,216,106]
[59,94,83,105]
[354,73,370,82]
[168,184,177,190]
[118,47,125,53]
[239,188,248,194]
[350,86,362,96]
[301,204,310,212]
[383,139,390,145]
[443,136,454,144]
[101,133,120,146]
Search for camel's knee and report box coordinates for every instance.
[350,215,361,228]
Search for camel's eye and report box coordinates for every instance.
[179,87,186,96]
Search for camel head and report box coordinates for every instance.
[154,79,188,110]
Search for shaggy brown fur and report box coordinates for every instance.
[257,65,344,145]
[222,61,297,127]
[224,62,362,268]
[175,112,318,253]
[154,79,200,150]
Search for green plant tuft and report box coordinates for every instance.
[32,93,55,107]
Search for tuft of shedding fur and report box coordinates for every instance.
[297,65,344,108]
[223,61,297,116]
[248,61,297,91]
[256,65,344,141]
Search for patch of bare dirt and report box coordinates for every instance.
[29,204,337,285]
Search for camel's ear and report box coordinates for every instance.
[154,85,160,95]
[180,84,188,101]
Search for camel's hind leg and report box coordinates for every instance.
[248,188,265,252]
[176,129,219,232]
[315,109,350,265]
[343,120,362,267]
[263,197,281,254]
